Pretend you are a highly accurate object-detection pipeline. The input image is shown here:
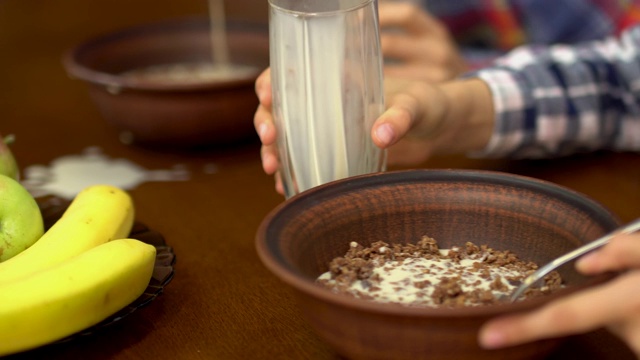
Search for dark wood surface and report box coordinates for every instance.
[1,1,639,359]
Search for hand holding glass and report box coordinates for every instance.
[269,0,387,198]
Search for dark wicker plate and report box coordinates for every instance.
[35,197,176,343]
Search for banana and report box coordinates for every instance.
[0,184,134,286]
[0,238,156,356]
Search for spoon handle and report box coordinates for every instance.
[509,218,640,302]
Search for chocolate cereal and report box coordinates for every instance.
[316,236,562,307]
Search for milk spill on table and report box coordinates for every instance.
[270,3,385,196]
[21,147,190,200]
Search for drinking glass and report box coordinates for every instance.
[269,0,387,198]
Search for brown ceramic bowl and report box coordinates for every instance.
[62,17,269,148]
[255,169,621,360]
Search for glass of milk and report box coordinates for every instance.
[269,0,387,198]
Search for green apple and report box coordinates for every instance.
[0,174,44,262]
[0,134,19,180]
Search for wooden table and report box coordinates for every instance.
[1,1,639,359]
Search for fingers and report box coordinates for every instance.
[373,80,451,148]
[479,271,640,349]
[379,6,467,82]
[378,3,418,28]
[254,68,272,107]
[378,2,445,36]
[607,305,640,355]
[577,233,640,275]
[480,229,640,351]
[254,105,276,145]
[256,108,281,187]
[372,97,439,166]
[255,104,279,176]
[253,67,277,146]
[254,67,276,147]
[381,34,466,82]
[254,67,281,180]
[260,142,279,175]
[274,170,285,195]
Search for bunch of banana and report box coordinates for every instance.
[0,184,156,356]
[0,238,156,355]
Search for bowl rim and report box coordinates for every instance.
[61,16,268,92]
[255,169,621,318]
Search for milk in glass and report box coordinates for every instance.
[269,0,386,198]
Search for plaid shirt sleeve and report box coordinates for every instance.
[468,25,640,159]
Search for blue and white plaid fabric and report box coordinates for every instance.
[471,25,640,158]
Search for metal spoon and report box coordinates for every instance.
[509,218,640,303]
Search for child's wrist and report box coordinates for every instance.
[440,78,495,153]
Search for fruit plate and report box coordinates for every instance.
[36,196,176,343]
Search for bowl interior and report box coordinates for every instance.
[260,169,620,303]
